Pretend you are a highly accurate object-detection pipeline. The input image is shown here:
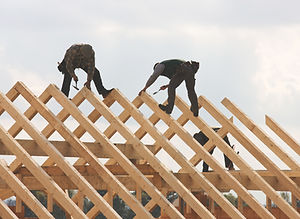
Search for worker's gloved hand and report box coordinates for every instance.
[84,80,91,90]
[73,75,78,82]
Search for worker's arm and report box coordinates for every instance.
[65,56,78,82]
[138,63,165,95]
[84,57,95,90]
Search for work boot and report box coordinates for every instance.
[158,104,172,114]
[102,88,114,98]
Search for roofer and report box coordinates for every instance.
[193,128,235,172]
[58,44,113,97]
[138,59,200,116]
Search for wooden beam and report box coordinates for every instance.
[0,198,18,219]
[47,192,53,213]
[25,83,155,218]
[265,115,300,156]
[48,85,182,219]
[222,98,300,171]
[0,121,87,218]
[2,84,120,219]
[138,92,258,219]
[113,90,233,218]
[1,169,299,191]
[238,196,243,213]
[0,139,155,159]
[199,95,300,218]
[178,118,233,173]
[0,159,54,218]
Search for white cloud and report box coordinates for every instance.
[253,26,300,107]
[8,66,48,95]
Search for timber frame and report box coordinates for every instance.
[0,81,298,218]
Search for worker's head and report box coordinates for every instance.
[191,61,199,73]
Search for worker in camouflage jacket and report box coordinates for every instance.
[139,59,200,116]
[58,44,113,97]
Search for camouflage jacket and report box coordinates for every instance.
[63,44,95,82]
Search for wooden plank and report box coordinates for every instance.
[47,85,182,219]
[112,90,238,219]
[266,197,271,210]
[14,82,152,219]
[266,115,300,156]
[1,88,119,219]
[0,124,87,218]
[47,192,53,212]
[178,118,233,173]
[238,196,243,213]
[222,98,300,171]
[0,139,155,159]
[77,191,84,210]
[139,92,271,219]
[42,93,115,166]
[0,198,18,219]
[199,95,300,218]
[15,174,22,213]
[0,159,54,218]
[0,169,298,191]
[12,82,134,219]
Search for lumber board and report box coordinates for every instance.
[266,115,300,156]
[139,92,270,219]
[13,82,135,219]
[49,85,183,219]
[44,85,157,219]
[0,139,155,159]
[0,94,89,219]
[0,168,298,191]
[222,97,300,171]
[0,159,54,218]
[113,90,238,218]
[199,95,300,218]
[0,198,18,219]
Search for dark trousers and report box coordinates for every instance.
[193,129,234,172]
[202,146,233,172]
[61,67,108,97]
[166,69,198,115]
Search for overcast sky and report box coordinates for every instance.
[0,0,299,203]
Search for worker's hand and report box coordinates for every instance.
[73,75,78,82]
[138,88,146,96]
[84,80,91,90]
[160,85,168,90]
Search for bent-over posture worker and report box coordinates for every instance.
[58,44,113,97]
[193,128,235,172]
[139,59,200,116]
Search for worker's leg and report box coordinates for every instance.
[89,67,113,98]
[184,73,199,117]
[203,147,215,172]
[224,145,234,170]
[162,73,184,114]
[61,72,72,97]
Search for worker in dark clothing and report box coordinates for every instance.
[139,59,200,116]
[58,44,113,97]
[193,128,235,172]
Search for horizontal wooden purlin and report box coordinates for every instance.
[16,164,157,176]
[0,166,299,192]
[0,139,155,159]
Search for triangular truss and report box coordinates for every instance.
[0,81,299,218]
